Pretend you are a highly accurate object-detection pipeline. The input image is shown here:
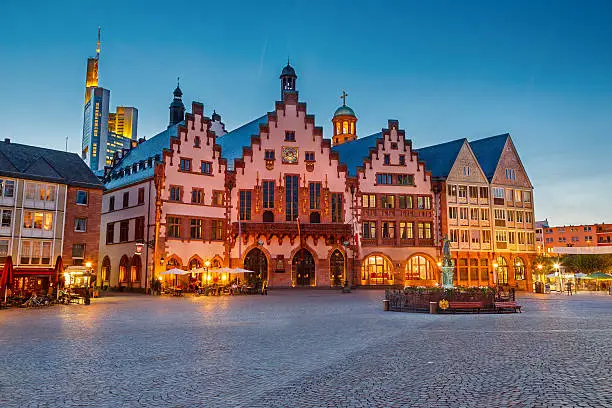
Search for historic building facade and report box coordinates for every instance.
[97,63,537,291]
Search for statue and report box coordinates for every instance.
[440,234,455,288]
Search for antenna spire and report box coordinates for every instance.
[96,26,101,59]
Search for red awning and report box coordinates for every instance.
[13,267,55,276]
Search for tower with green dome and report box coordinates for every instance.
[332,91,357,146]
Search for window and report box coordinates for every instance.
[376,173,393,185]
[331,193,343,223]
[458,259,468,281]
[494,209,506,220]
[362,194,376,208]
[492,187,504,199]
[362,221,376,239]
[482,230,491,243]
[506,189,514,202]
[212,220,224,240]
[524,191,532,203]
[397,174,414,185]
[169,186,182,201]
[479,187,489,199]
[449,207,458,219]
[516,211,524,223]
[496,230,507,243]
[201,161,212,175]
[305,152,315,161]
[505,168,516,180]
[0,179,15,198]
[285,131,296,141]
[471,230,480,244]
[240,191,252,221]
[470,208,479,221]
[398,195,412,209]
[190,219,202,239]
[459,208,468,220]
[406,256,434,280]
[470,258,479,281]
[525,212,533,223]
[448,185,457,197]
[76,190,88,205]
[0,209,12,227]
[463,167,471,176]
[399,222,413,239]
[399,155,406,165]
[480,259,489,281]
[123,191,129,208]
[508,231,516,244]
[527,233,535,245]
[285,175,298,221]
[109,196,115,211]
[514,190,522,202]
[0,239,9,264]
[507,210,515,222]
[383,154,390,165]
[106,223,114,244]
[480,208,489,221]
[74,217,87,232]
[382,221,395,239]
[264,150,275,160]
[391,142,398,150]
[23,211,53,231]
[194,136,200,147]
[362,255,392,284]
[167,217,181,238]
[450,229,459,243]
[263,181,275,209]
[19,240,52,265]
[138,187,145,205]
[381,195,395,209]
[460,230,469,243]
[417,196,431,209]
[458,185,467,198]
[72,243,85,260]
[212,191,224,206]
[191,188,204,204]
[119,220,129,242]
[309,183,321,210]
[469,186,478,198]
[518,232,526,245]
[135,217,145,241]
[179,158,192,172]
[418,222,432,239]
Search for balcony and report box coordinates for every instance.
[361,208,433,219]
[232,222,352,238]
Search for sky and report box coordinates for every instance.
[0,0,611,226]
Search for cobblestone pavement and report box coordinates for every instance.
[1,290,611,408]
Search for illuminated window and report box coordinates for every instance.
[362,255,392,284]
[406,256,434,280]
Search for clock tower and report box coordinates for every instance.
[332,91,357,146]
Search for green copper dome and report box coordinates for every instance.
[334,105,356,117]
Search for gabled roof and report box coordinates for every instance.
[414,138,466,179]
[217,115,268,170]
[331,132,382,177]
[104,123,180,191]
[469,133,509,181]
[0,141,103,189]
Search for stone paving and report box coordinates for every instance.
[1,290,611,407]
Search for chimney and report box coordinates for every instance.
[3,138,10,143]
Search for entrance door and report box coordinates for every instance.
[293,249,315,287]
[243,248,268,283]
[330,250,344,287]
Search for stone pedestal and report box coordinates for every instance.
[441,266,455,289]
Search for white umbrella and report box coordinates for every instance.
[230,268,254,274]
[575,273,588,278]
[160,268,189,275]
[208,267,234,274]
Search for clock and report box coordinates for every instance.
[282,147,299,164]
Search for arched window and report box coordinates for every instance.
[309,212,321,224]
[496,256,508,285]
[189,258,202,270]
[119,255,130,283]
[361,255,392,285]
[406,255,435,281]
[130,255,142,283]
[212,259,221,268]
[263,211,274,223]
[101,256,111,282]
[514,257,525,280]
[343,121,349,134]
[166,257,180,269]
[350,122,355,134]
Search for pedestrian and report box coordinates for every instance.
[566,281,573,296]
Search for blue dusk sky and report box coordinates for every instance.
[0,0,611,226]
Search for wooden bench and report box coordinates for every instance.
[495,301,522,313]
[448,301,484,313]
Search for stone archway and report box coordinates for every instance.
[243,248,268,283]
[119,255,130,284]
[101,256,111,283]
[293,248,315,287]
[329,250,344,287]
[130,255,142,285]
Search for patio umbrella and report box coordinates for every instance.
[588,272,612,280]
[574,273,589,279]
[160,268,189,275]
[1,256,14,303]
[231,268,254,273]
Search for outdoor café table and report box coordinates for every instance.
[172,288,183,297]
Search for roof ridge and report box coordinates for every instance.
[21,154,62,177]
[221,114,268,137]
[416,137,467,151]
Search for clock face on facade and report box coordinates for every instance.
[282,147,299,164]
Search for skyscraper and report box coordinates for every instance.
[82,28,138,172]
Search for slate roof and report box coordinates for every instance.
[331,132,382,177]
[0,141,103,189]
[217,115,268,170]
[469,134,509,181]
[414,138,466,179]
[104,123,180,191]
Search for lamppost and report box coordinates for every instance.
[342,240,352,293]
[492,261,499,288]
[135,239,155,294]
[257,239,264,283]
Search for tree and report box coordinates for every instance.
[561,254,612,274]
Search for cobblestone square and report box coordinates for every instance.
[1,291,611,407]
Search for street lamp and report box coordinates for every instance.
[493,262,499,287]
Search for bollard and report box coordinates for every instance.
[383,299,390,311]
[429,301,437,314]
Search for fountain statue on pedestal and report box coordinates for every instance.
[441,235,455,289]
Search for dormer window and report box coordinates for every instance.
[194,136,201,148]
[285,131,296,142]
